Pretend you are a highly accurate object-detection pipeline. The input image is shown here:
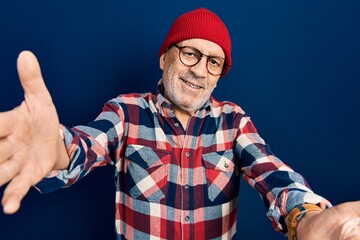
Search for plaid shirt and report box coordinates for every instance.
[36,83,331,239]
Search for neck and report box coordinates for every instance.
[173,107,193,129]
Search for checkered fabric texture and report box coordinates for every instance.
[36,83,331,239]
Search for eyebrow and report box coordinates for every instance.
[178,45,225,59]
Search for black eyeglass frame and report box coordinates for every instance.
[172,45,228,76]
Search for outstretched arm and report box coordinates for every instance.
[0,51,70,214]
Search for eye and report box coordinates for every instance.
[184,51,196,57]
[181,47,201,60]
[182,50,198,58]
[208,58,222,67]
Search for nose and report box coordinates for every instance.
[190,56,208,77]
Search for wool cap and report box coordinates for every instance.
[159,8,232,76]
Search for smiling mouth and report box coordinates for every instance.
[181,78,203,90]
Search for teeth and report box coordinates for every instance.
[183,80,201,89]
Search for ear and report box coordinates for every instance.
[159,52,167,70]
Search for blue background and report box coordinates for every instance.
[1,0,359,239]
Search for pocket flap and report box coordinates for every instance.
[125,144,171,169]
[202,149,234,172]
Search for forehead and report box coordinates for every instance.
[177,39,225,58]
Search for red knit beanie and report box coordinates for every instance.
[159,8,232,77]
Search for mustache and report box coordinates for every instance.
[180,71,204,82]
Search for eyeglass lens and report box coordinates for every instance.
[178,46,225,76]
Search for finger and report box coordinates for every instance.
[17,51,51,99]
[0,159,21,187]
[1,174,32,214]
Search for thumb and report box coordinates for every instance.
[17,51,50,98]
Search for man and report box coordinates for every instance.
[0,7,359,240]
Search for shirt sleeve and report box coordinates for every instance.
[234,114,332,234]
[35,99,126,194]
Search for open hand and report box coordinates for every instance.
[297,201,360,240]
[0,51,68,214]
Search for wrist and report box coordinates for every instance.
[54,128,70,170]
[286,204,323,240]
[296,210,321,239]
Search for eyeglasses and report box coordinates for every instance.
[172,45,227,76]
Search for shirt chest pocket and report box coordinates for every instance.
[202,149,238,202]
[125,144,171,202]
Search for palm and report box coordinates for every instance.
[298,201,360,240]
[0,51,60,214]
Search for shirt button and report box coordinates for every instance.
[185,216,190,222]
[224,162,229,168]
[174,122,179,127]
[184,184,189,190]
[185,152,190,157]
